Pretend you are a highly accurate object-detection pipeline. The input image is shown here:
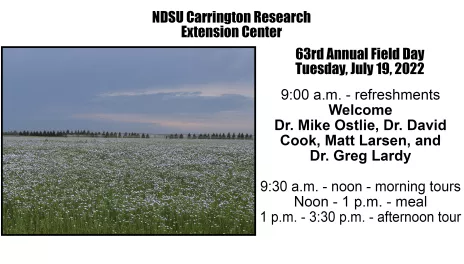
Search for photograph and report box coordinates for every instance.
[1,47,255,235]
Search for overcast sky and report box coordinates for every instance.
[3,48,254,133]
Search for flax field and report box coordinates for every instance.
[2,137,255,234]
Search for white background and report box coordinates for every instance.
[1,0,463,263]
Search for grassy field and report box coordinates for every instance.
[2,137,255,234]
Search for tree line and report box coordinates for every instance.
[166,133,253,140]
[2,130,150,138]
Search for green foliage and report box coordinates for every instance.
[2,137,254,234]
